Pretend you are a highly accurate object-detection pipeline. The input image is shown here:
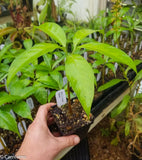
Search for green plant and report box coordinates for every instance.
[0,0,32,46]
[106,0,129,46]
[88,10,109,43]
[122,12,142,49]
[90,52,117,85]
[6,22,137,118]
[33,0,57,24]
[0,39,36,138]
[108,67,142,157]
[56,0,76,23]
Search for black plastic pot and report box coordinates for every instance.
[50,104,94,140]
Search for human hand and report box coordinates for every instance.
[16,103,80,160]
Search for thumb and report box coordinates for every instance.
[57,135,80,151]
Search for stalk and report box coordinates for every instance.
[0,137,8,154]
[67,82,72,114]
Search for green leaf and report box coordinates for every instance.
[48,91,56,103]
[35,22,66,47]
[7,43,60,85]
[133,69,142,84]
[0,109,19,135]
[0,104,12,112]
[65,54,94,116]
[106,63,116,75]
[0,92,20,106]
[12,101,33,120]
[125,121,130,136]
[50,71,63,90]
[21,65,35,78]
[134,116,142,132]
[37,75,59,90]
[73,29,96,50]
[23,39,33,50]
[34,87,47,104]
[0,43,13,62]
[9,77,36,99]
[54,65,65,72]
[79,42,137,73]
[134,93,142,99]
[52,55,66,70]
[111,137,119,146]
[43,54,52,70]
[98,79,124,92]
[0,64,9,73]
[0,73,7,82]
[111,95,130,118]
[39,3,48,23]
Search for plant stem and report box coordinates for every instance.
[67,82,72,114]
[0,137,8,154]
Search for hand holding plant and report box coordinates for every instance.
[16,103,80,160]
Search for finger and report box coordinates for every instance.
[35,103,56,123]
[56,135,80,151]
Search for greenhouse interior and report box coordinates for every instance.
[0,0,142,160]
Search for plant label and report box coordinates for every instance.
[134,45,138,53]
[128,51,132,56]
[26,98,34,110]
[63,77,67,86]
[138,81,142,93]
[54,54,58,60]
[112,39,114,46]
[98,36,101,42]
[115,63,118,70]
[16,71,22,77]
[94,32,97,39]
[89,34,92,39]
[0,137,7,150]
[10,110,16,119]
[105,68,109,75]
[84,52,88,60]
[56,89,67,107]
[57,15,61,22]
[97,72,101,82]
[139,41,142,51]
[115,44,118,48]
[3,78,8,92]
[125,34,128,39]
[0,44,5,50]
[47,89,50,96]
[124,42,127,48]
[73,92,76,97]
[135,34,139,42]
[18,120,27,136]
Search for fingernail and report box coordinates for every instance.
[74,136,80,144]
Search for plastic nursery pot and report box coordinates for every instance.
[49,99,94,140]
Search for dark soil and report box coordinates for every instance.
[50,99,94,139]
[88,116,132,160]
